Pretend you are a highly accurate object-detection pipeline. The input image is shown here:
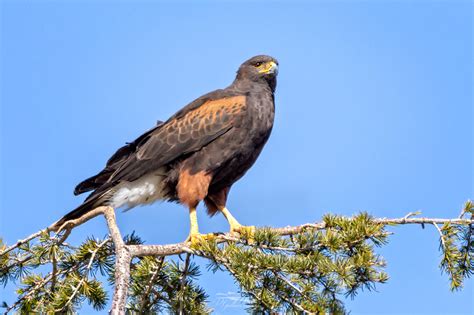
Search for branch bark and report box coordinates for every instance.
[100,207,131,315]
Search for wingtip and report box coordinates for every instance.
[74,184,86,196]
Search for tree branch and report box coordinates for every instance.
[97,207,130,315]
[4,205,474,314]
[125,217,474,258]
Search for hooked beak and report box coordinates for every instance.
[258,61,278,75]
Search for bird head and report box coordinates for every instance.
[235,55,279,92]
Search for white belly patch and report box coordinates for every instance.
[109,170,167,210]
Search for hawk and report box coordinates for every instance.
[53,55,278,244]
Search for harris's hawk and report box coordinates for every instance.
[53,55,278,244]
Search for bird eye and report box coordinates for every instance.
[254,62,262,67]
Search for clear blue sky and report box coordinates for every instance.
[1,0,472,314]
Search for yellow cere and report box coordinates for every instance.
[258,61,277,74]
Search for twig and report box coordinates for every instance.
[274,272,305,297]
[4,272,54,314]
[433,222,446,250]
[139,257,164,313]
[1,230,74,277]
[178,253,191,315]
[459,200,473,219]
[404,211,421,220]
[375,217,473,225]
[273,289,310,314]
[0,230,44,257]
[4,266,75,314]
[51,253,58,293]
[148,288,165,312]
[57,238,110,312]
[272,271,316,313]
[1,254,33,275]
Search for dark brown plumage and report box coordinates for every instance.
[53,55,278,240]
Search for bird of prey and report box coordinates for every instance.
[53,55,279,244]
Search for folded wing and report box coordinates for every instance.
[74,94,247,196]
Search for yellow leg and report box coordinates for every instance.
[185,207,214,247]
[189,207,199,235]
[220,207,255,239]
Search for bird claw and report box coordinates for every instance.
[230,225,256,244]
[185,233,216,248]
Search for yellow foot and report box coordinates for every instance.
[230,224,256,244]
[185,233,216,248]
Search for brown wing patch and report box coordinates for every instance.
[136,95,246,160]
[195,95,246,116]
[171,95,246,140]
[107,95,246,184]
[177,169,212,208]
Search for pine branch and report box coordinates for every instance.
[4,272,54,314]
[138,256,164,313]
[0,230,44,257]
[56,238,110,312]
[2,204,474,314]
[128,216,474,257]
[3,265,76,315]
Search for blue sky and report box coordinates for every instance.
[1,0,472,313]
